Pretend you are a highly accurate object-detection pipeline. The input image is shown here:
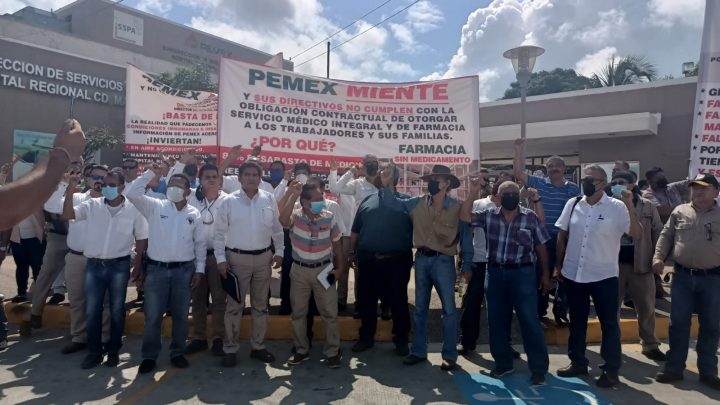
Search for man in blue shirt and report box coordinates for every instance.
[513,139,580,325]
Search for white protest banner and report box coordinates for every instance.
[689,0,720,177]
[217,58,480,193]
[124,64,218,162]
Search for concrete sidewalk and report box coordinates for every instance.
[0,329,718,404]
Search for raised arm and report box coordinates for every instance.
[512,138,530,186]
[61,173,82,220]
[279,182,301,228]
[126,166,162,219]
[527,187,546,224]
[219,145,243,175]
[620,189,643,241]
[331,167,359,196]
[460,177,484,223]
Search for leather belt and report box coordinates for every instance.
[416,247,447,257]
[146,258,193,268]
[294,259,331,269]
[489,262,534,269]
[69,249,84,256]
[88,256,131,266]
[675,264,720,276]
[226,246,272,256]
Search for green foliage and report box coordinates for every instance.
[591,55,658,87]
[83,126,123,160]
[502,68,598,99]
[155,64,217,93]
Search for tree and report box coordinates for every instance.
[591,55,658,87]
[684,63,699,77]
[156,64,217,93]
[501,68,598,99]
[83,126,124,161]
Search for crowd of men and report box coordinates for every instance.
[0,119,718,391]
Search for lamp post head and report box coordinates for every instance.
[503,45,545,75]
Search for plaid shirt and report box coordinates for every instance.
[470,206,550,265]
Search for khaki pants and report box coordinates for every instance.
[290,262,340,357]
[192,254,226,341]
[223,250,271,353]
[336,236,355,306]
[65,252,110,344]
[618,262,660,351]
[30,233,68,316]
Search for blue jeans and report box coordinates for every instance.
[411,254,457,361]
[85,257,131,355]
[486,264,549,373]
[141,262,194,360]
[665,269,720,376]
[566,277,621,372]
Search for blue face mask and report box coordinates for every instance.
[270,170,284,183]
[102,186,119,201]
[310,201,325,214]
[611,184,626,198]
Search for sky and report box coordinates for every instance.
[1,0,707,101]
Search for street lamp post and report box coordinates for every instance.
[503,45,545,171]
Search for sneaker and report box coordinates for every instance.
[211,338,224,357]
[171,355,189,368]
[222,354,237,368]
[489,366,514,378]
[699,374,720,390]
[250,349,275,363]
[352,340,374,353]
[61,342,87,355]
[139,359,156,374]
[440,359,457,371]
[531,373,546,385]
[394,345,409,357]
[596,371,619,388]
[47,293,65,305]
[403,355,426,366]
[30,314,42,329]
[0,340,7,352]
[185,339,208,355]
[642,348,667,362]
[10,294,28,303]
[80,354,103,369]
[105,352,120,367]
[327,353,342,369]
[287,352,309,366]
[557,363,589,377]
[655,370,683,383]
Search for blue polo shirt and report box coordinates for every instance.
[527,175,580,235]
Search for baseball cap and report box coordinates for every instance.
[689,173,720,188]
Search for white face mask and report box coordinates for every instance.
[166,186,186,203]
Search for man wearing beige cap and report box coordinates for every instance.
[655,174,720,390]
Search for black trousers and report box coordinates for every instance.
[280,229,293,311]
[10,238,46,296]
[459,262,487,350]
[357,251,413,345]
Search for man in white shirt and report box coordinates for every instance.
[213,160,284,368]
[555,164,642,388]
[31,164,107,356]
[126,166,206,374]
[185,164,228,357]
[62,169,148,369]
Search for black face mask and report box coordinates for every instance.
[582,180,596,197]
[364,161,379,176]
[500,194,520,210]
[427,180,441,195]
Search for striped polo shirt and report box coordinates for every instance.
[527,175,580,235]
[289,208,341,264]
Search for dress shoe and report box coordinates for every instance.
[489,366,514,377]
[139,359,156,374]
[171,355,189,368]
[222,354,237,368]
[105,352,120,367]
[403,354,426,366]
[61,342,87,354]
[211,338,224,356]
[30,314,42,329]
[81,354,103,369]
[47,293,65,305]
[440,359,457,371]
[287,352,308,366]
[642,348,667,362]
[557,363,589,377]
[699,374,720,390]
[250,349,275,363]
[327,352,342,369]
[394,345,409,357]
[352,340,374,353]
[185,339,208,355]
[656,370,683,383]
[10,294,28,303]
[596,371,619,388]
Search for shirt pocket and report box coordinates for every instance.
[114,217,134,238]
[515,229,532,246]
[261,207,274,228]
[674,221,694,243]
